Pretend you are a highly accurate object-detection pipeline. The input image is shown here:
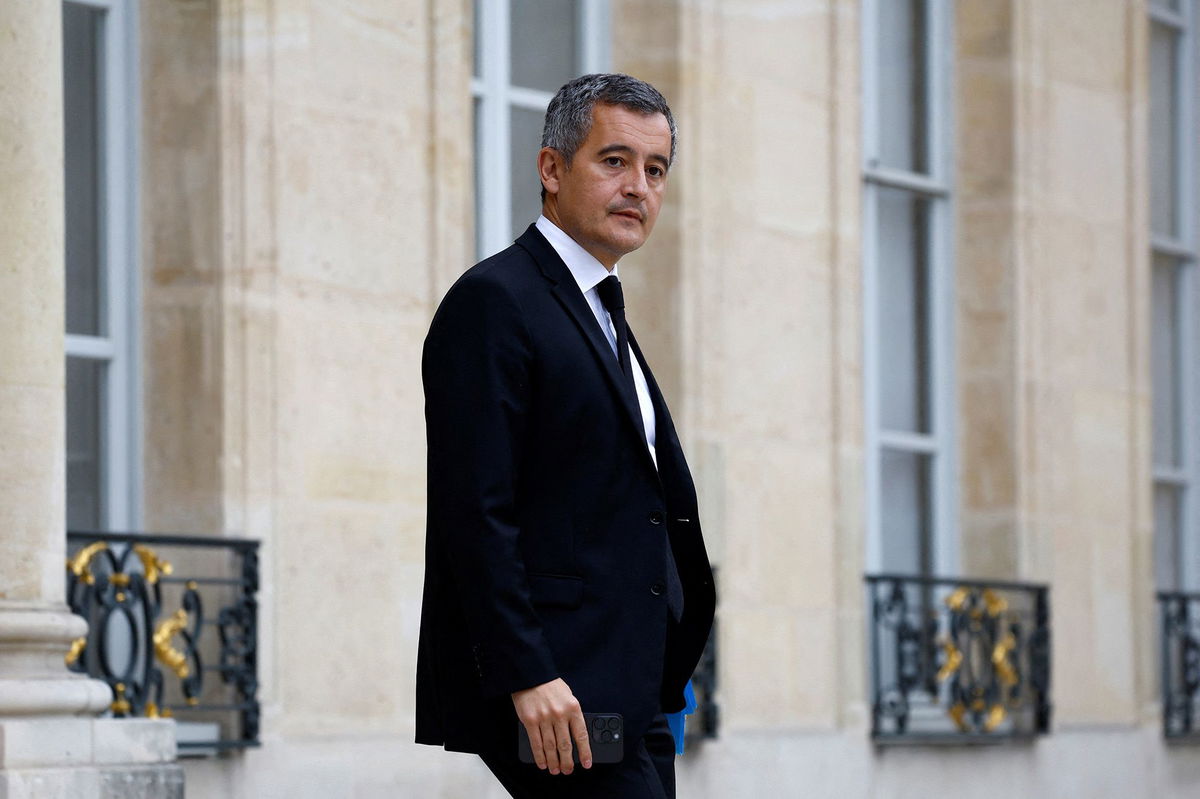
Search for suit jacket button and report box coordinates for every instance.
[649,511,664,525]
[651,583,665,596]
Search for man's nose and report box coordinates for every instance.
[623,166,648,198]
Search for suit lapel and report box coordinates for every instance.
[517,226,659,475]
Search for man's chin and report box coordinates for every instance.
[609,240,646,260]
[601,227,648,256]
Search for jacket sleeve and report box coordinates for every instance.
[422,272,558,697]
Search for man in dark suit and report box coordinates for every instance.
[416,73,715,798]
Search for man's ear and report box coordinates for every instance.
[538,147,563,196]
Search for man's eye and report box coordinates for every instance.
[605,156,623,167]
[648,166,664,178]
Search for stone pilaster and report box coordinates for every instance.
[0,2,181,796]
[0,0,108,721]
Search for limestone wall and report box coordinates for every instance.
[1009,0,1152,725]
[621,0,866,733]
[136,0,481,794]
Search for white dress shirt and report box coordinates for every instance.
[535,215,657,468]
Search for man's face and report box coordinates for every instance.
[538,103,672,269]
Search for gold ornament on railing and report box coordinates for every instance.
[65,541,178,664]
[67,541,109,585]
[935,638,963,683]
[134,544,173,584]
[111,682,132,715]
[154,607,191,679]
[992,632,1018,686]
[66,541,173,587]
[143,700,173,719]
[64,636,87,667]
[939,585,1019,733]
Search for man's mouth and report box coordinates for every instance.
[611,209,643,222]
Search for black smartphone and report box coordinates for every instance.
[517,712,624,765]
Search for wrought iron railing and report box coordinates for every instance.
[1158,591,1200,740]
[66,531,260,753]
[865,573,1051,743]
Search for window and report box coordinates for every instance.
[63,0,140,531]
[1150,0,1199,591]
[472,0,611,259]
[862,0,957,575]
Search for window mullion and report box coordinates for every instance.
[927,0,957,577]
[65,0,116,10]
[103,0,135,529]
[863,166,949,198]
[507,86,554,111]
[478,0,511,259]
[1154,468,1189,487]
[1150,5,1188,31]
[1151,235,1194,259]
[879,430,939,455]
[1177,4,1195,253]
[860,0,881,169]
[66,334,116,360]
[579,0,611,73]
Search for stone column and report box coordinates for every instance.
[0,3,181,796]
[0,0,109,720]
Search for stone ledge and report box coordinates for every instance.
[0,718,94,769]
[0,718,177,769]
[0,766,96,799]
[92,719,177,765]
[98,763,185,799]
[0,763,184,799]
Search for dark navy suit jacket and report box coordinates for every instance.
[415,224,715,755]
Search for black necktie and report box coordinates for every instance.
[596,276,633,378]
[596,275,684,622]
[596,275,644,447]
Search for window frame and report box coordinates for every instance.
[471,0,611,259]
[862,0,958,576]
[63,0,142,531]
[1150,0,1199,591]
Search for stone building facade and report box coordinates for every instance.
[2,0,1200,797]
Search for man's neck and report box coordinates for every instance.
[539,205,617,271]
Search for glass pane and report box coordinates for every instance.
[1150,21,1179,238]
[1150,0,1182,11]
[510,106,547,241]
[63,2,106,336]
[1154,483,1182,590]
[67,357,104,530]
[510,0,579,93]
[875,0,927,173]
[881,449,933,574]
[877,187,931,434]
[1152,255,1182,468]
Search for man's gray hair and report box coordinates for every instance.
[540,73,676,200]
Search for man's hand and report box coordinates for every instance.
[512,678,593,774]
